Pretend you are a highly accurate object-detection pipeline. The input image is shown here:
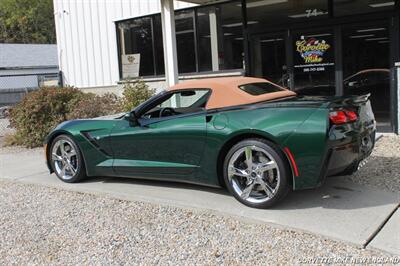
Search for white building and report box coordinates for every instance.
[53,0,199,92]
[53,0,400,133]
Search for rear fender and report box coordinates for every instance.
[201,107,321,187]
[282,108,330,190]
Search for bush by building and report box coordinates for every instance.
[120,80,155,112]
[5,81,154,148]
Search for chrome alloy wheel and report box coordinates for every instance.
[227,145,280,204]
[51,139,78,180]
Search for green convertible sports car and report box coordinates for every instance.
[45,77,376,208]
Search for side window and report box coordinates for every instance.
[160,90,209,108]
[142,89,210,119]
[239,82,284,96]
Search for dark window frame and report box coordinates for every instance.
[115,0,244,80]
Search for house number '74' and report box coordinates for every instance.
[306,9,320,17]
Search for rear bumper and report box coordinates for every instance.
[324,123,376,177]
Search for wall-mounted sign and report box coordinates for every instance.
[296,36,330,64]
[122,53,140,79]
[294,34,334,73]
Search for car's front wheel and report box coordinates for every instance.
[223,138,290,209]
[50,135,86,183]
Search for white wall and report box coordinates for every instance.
[53,0,196,88]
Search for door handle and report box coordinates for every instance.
[206,115,213,123]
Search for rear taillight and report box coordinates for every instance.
[329,110,358,125]
[344,110,358,122]
[329,111,347,124]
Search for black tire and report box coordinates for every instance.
[49,134,86,183]
[223,138,290,209]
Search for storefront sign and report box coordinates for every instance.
[294,35,334,73]
[296,36,330,64]
[122,54,140,79]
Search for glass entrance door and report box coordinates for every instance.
[250,33,289,87]
[250,29,336,94]
[342,21,391,131]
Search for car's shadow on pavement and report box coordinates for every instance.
[80,171,399,211]
[82,175,230,195]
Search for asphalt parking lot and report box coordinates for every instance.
[0,136,399,264]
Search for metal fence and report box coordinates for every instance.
[0,87,38,108]
[0,73,60,137]
[0,118,13,138]
[0,87,26,136]
[0,73,59,107]
[0,105,13,137]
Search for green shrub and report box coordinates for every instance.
[8,87,121,148]
[120,80,155,112]
[8,80,154,148]
[9,87,85,147]
[67,93,122,120]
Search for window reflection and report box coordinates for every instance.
[197,7,213,72]
[342,23,391,128]
[219,2,244,69]
[117,0,244,78]
[247,0,328,31]
[251,35,287,85]
[176,10,196,73]
[333,0,396,16]
[119,18,154,77]
[153,15,165,76]
[293,30,335,96]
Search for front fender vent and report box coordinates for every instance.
[81,131,111,157]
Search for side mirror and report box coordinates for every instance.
[124,111,139,126]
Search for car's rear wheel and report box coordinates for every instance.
[50,135,86,183]
[223,139,290,208]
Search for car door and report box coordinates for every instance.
[109,89,210,183]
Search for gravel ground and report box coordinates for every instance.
[0,180,393,265]
[346,135,400,193]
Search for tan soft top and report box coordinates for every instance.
[168,77,296,109]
